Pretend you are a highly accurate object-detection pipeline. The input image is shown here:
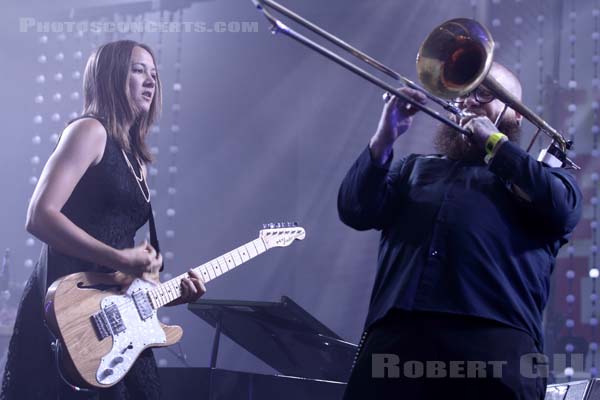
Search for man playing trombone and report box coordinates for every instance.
[338,62,582,399]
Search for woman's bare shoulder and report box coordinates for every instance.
[59,117,108,165]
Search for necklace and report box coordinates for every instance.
[121,149,151,203]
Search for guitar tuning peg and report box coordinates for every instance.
[276,222,282,228]
[263,224,267,229]
[269,222,275,229]
[293,222,298,227]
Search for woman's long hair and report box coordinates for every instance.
[82,40,162,163]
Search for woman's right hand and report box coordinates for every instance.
[117,241,163,279]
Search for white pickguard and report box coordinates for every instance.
[96,278,166,386]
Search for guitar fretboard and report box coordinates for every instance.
[147,238,267,308]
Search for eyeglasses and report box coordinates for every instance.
[454,87,495,104]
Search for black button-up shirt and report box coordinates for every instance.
[338,141,582,350]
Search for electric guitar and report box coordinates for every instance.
[44,223,306,389]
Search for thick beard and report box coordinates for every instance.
[433,117,521,162]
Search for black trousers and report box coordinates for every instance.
[343,310,546,400]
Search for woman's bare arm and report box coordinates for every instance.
[26,118,157,275]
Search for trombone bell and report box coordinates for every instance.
[417,18,495,100]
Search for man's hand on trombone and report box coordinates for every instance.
[462,115,499,152]
[369,87,427,165]
[451,110,501,155]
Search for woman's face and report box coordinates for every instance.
[128,46,157,114]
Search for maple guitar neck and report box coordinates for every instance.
[147,237,267,308]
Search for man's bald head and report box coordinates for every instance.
[488,62,522,101]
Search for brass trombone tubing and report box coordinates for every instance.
[482,75,569,152]
[253,0,579,169]
[252,0,471,137]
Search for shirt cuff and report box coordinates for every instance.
[487,140,530,181]
[367,144,393,170]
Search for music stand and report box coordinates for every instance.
[188,296,357,383]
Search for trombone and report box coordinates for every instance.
[252,0,579,170]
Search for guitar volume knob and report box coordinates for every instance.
[111,357,124,366]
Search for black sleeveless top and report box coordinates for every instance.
[44,116,151,289]
[1,116,160,400]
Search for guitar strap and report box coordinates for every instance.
[148,203,165,272]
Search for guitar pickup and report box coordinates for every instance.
[133,290,153,321]
[103,304,126,335]
[91,311,110,340]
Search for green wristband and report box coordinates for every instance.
[485,132,507,155]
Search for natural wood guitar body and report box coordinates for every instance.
[45,271,182,388]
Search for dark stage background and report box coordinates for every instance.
[0,0,598,384]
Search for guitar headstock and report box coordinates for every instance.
[260,222,306,249]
